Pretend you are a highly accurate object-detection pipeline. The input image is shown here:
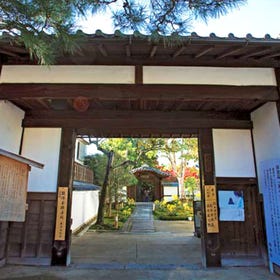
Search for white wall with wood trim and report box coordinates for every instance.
[251,102,280,193]
[0,101,24,154]
[213,129,256,177]
[0,65,135,84]
[71,190,99,232]
[143,66,276,85]
[163,186,178,201]
[21,128,61,192]
[1,66,277,86]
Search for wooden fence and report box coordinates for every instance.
[74,162,93,183]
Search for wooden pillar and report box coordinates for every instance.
[135,65,143,84]
[198,128,221,267]
[51,128,76,266]
[274,68,280,124]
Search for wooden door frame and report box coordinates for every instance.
[52,128,268,268]
[198,128,221,267]
[51,128,76,266]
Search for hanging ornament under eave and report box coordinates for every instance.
[73,96,90,112]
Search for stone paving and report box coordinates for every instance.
[0,202,279,279]
[124,202,155,233]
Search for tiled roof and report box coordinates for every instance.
[131,165,171,178]
[73,180,101,191]
[81,30,280,42]
[1,30,280,67]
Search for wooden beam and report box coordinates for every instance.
[0,48,21,58]
[199,128,221,267]
[16,53,278,67]
[77,127,199,138]
[238,47,273,59]
[135,65,143,84]
[1,84,277,101]
[26,109,251,121]
[258,51,280,60]
[216,46,245,59]
[195,46,214,58]
[23,116,252,129]
[125,45,131,57]
[172,46,186,58]
[36,98,50,109]
[149,46,158,58]
[98,44,108,57]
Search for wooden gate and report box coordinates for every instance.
[217,178,263,258]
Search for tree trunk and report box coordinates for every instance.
[107,184,113,217]
[108,201,112,217]
[178,176,186,199]
[96,151,114,225]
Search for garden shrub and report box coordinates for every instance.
[153,195,194,221]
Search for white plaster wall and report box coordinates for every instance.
[0,65,135,84]
[71,190,99,232]
[163,187,178,202]
[213,129,256,177]
[164,187,178,196]
[143,66,276,85]
[0,101,24,153]
[251,102,280,193]
[21,128,61,192]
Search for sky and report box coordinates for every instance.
[79,0,280,38]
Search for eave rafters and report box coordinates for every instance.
[1,32,280,67]
[195,46,214,58]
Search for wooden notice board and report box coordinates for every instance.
[0,148,43,222]
[0,155,29,222]
[54,187,69,241]
[205,185,219,233]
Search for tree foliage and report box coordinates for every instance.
[84,137,161,223]
[0,0,246,63]
[160,138,199,198]
[84,153,108,186]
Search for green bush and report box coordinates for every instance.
[119,198,135,222]
[155,214,189,220]
[90,198,136,230]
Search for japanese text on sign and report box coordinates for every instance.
[0,156,29,222]
[205,185,219,233]
[260,160,280,269]
[54,187,68,241]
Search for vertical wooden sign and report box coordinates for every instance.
[205,185,219,233]
[54,187,68,241]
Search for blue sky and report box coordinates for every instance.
[79,0,280,38]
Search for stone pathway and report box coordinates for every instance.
[123,202,155,233]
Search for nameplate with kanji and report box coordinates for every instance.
[205,185,219,233]
[54,187,68,241]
